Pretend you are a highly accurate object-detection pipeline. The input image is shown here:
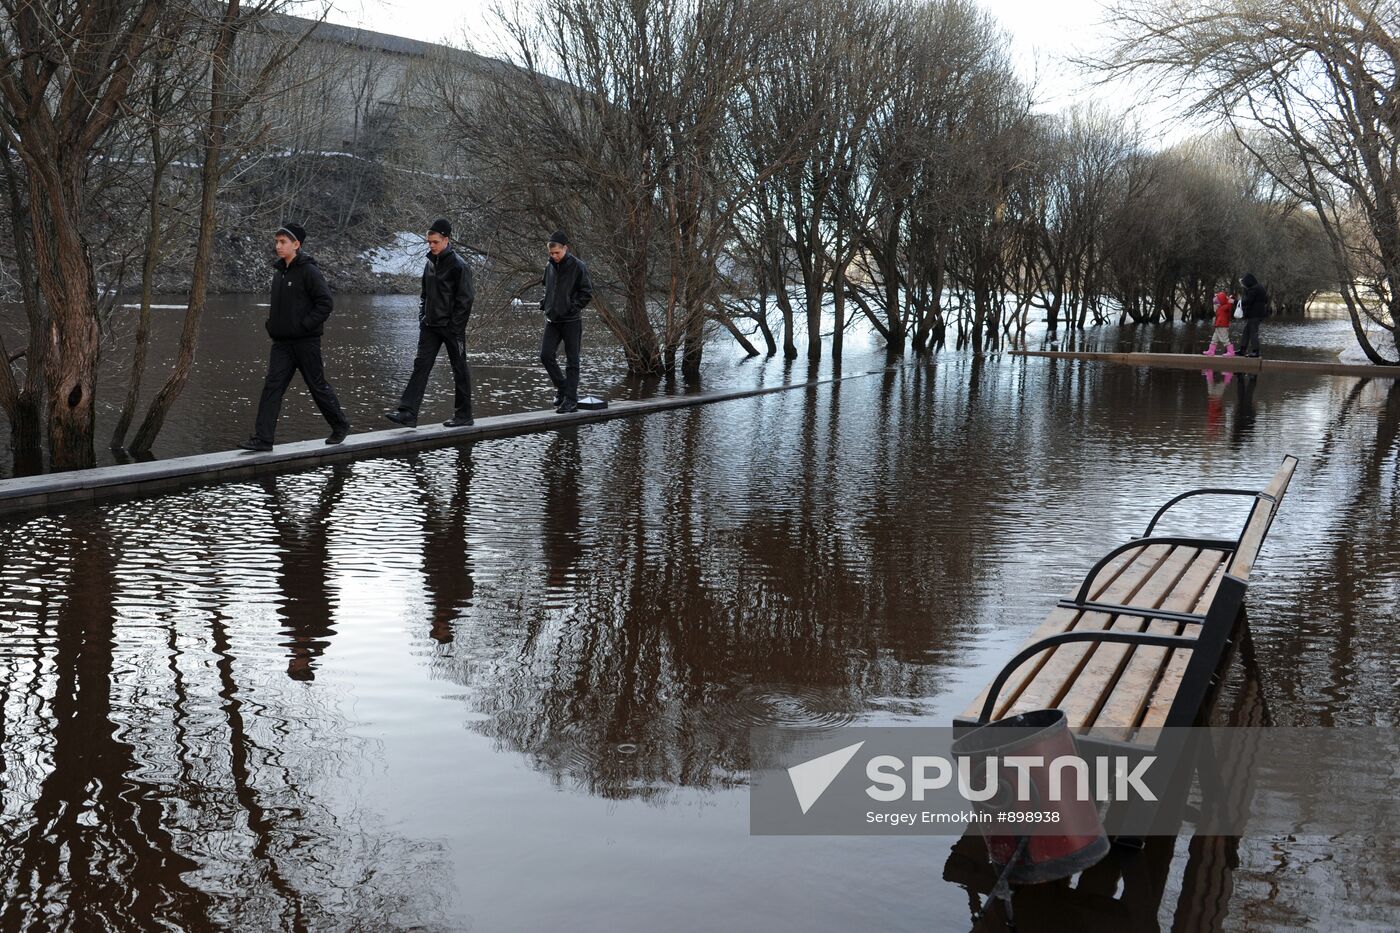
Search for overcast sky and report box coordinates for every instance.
[315,0,1182,136]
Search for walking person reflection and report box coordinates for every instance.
[407,450,477,645]
[263,466,350,681]
[541,431,584,590]
[538,231,593,414]
[238,223,351,452]
[386,219,476,429]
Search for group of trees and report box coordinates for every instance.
[0,0,321,471]
[1101,0,1399,364]
[2,0,1393,470]
[450,0,1348,377]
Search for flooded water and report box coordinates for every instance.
[1,303,1398,930]
[0,292,1375,477]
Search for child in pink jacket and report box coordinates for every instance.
[1203,291,1235,356]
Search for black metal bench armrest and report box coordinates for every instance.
[1070,536,1238,605]
[1141,489,1264,537]
[974,630,1199,725]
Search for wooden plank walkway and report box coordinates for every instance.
[1013,349,1399,378]
[0,371,889,517]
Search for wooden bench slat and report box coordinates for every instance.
[1083,549,1230,741]
[961,546,1150,722]
[995,544,1175,719]
[1049,545,1202,731]
[1132,559,1232,736]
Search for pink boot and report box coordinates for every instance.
[1203,344,1216,356]
[1224,344,1235,357]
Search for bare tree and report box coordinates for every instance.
[1098,0,1399,363]
[0,0,164,469]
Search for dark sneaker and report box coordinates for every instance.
[385,410,417,428]
[443,416,474,428]
[552,392,563,409]
[326,425,349,445]
[238,437,273,452]
[556,400,579,414]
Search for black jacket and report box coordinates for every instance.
[421,245,474,331]
[540,252,593,323]
[266,252,333,341]
[1240,274,1270,319]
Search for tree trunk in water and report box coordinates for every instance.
[832,261,849,359]
[0,145,44,458]
[682,307,706,379]
[712,311,759,358]
[774,270,797,359]
[113,83,168,451]
[131,3,242,454]
[805,279,823,361]
[33,168,99,471]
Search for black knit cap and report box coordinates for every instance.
[548,229,569,247]
[428,218,452,238]
[276,222,307,245]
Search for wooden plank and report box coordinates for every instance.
[996,544,1175,719]
[961,546,1148,722]
[1083,549,1230,742]
[1133,563,1231,735]
[1227,456,1297,580]
[1053,545,1202,732]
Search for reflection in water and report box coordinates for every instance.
[407,450,476,644]
[0,359,1397,929]
[265,467,350,680]
[1231,372,1258,444]
[0,499,449,930]
[0,521,211,928]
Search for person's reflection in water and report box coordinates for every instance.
[263,465,350,681]
[1230,372,1259,445]
[1203,368,1233,442]
[407,449,476,644]
[541,430,584,592]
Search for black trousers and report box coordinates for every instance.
[1241,318,1263,355]
[397,326,473,419]
[254,337,349,443]
[540,319,582,402]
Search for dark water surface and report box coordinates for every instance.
[1,306,1398,929]
[0,292,1376,477]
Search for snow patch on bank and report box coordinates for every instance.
[364,232,426,276]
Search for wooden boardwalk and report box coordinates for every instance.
[1014,349,1399,378]
[0,372,887,517]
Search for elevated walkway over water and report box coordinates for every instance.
[0,371,890,517]
[1014,349,1398,379]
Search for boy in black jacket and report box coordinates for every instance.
[385,218,476,428]
[239,223,352,451]
[539,230,593,413]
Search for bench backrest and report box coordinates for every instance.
[1226,455,1298,580]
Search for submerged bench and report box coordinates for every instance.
[954,455,1297,833]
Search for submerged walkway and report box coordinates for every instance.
[1014,349,1399,378]
[0,372,888,517]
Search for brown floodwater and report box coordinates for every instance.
[0,304,1397,930]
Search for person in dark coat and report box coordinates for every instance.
[239,223,351,452]
[386,218,476,428]
[539,230,593,413]
[1238,272,1270,358]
